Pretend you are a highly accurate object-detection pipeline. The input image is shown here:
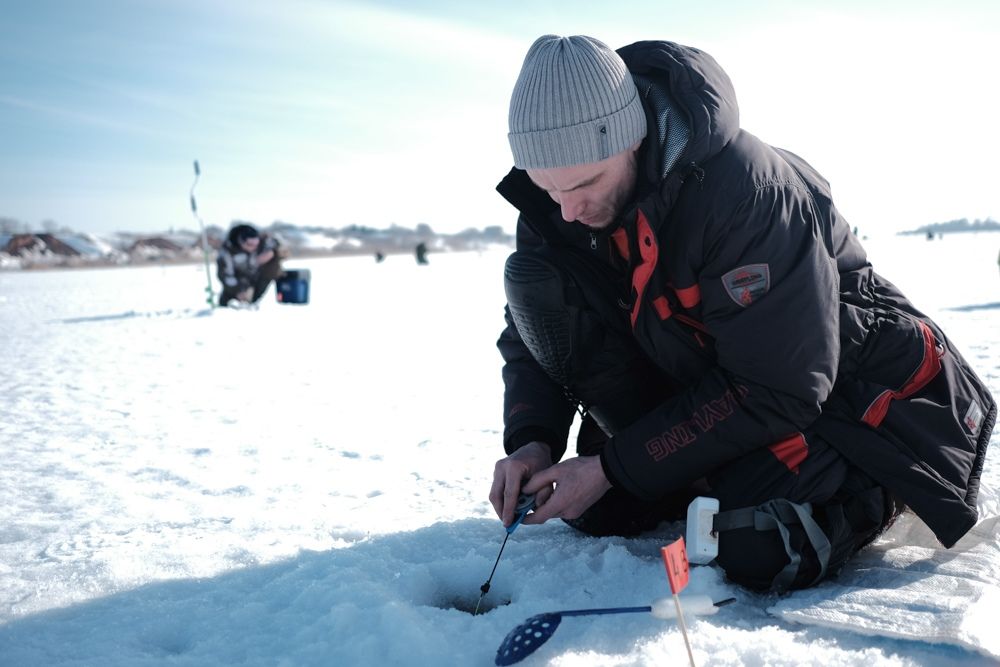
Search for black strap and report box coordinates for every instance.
[712,499,831,593]
[713,501,806,532]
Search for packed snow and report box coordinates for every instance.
[0,234,998,666]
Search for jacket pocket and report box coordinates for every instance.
[852,312,943,428]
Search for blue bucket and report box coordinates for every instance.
[276,269,310,304]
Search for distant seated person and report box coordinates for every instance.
[216,223,284,307]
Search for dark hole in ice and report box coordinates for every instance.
[437,595,511,615]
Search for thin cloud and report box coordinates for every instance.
[0,94,158,137]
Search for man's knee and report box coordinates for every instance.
[504,248,673,433]
[503,249,585,388]
[713,489,894,592]
[715,515,825,592]
[257,256,283,283]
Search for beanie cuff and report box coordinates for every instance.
[508,85,647,170]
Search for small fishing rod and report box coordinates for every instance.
[474,493,536,616]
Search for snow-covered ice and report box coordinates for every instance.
[0,234,998,666]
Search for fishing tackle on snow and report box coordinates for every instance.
[474,493,536,616]
[494,596,736,665]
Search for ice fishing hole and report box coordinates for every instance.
[435,594,511,615]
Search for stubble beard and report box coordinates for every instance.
[583,151,640,230]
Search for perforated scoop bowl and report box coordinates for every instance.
[493,597,733,665]
[495,606,652,665]
[495,612,563,665]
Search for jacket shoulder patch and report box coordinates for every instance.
[722,264,770,307]
[964,400,984,437]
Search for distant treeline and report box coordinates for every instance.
[899,217,1000,235]
[0,219,514,270]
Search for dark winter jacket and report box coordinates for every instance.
[216,229,280,292]
[496,40,995,548]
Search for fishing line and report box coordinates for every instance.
[474,493,536,616]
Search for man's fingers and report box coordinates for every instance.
[535,486,554,508]
[490,460,527,526]
[501,479,522,526]
[521,467,555,496]
[488,443,556,527]
[519,456,608,525]
[488,472,505,519]
[521,488,559,524]
[520,469,558,525]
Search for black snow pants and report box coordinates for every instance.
[503,245,899,592]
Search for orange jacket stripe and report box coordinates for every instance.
[629,211,659,328]
[675,284,701,308]
[611,227,630,263]
[652,296,672,320]
[768,433,808,473]
[862,320,943,428]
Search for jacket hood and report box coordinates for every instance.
[617,40,740,173]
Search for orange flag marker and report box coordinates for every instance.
[661,537,696,667]
[661,536,691,594]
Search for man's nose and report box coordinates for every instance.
[559,194,584,223]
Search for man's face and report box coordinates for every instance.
[240,236,260,253]
[525,143,640,230]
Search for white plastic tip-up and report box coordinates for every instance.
[685,496,720,565]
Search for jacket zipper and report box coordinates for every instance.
[590,232,598,250]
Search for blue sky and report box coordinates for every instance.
[1,0,998,236]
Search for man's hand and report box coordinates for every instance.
[257,249,275,265]
[490,441,552,528]
[520,455,612,525]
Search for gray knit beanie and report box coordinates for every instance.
[508,35,647,170]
